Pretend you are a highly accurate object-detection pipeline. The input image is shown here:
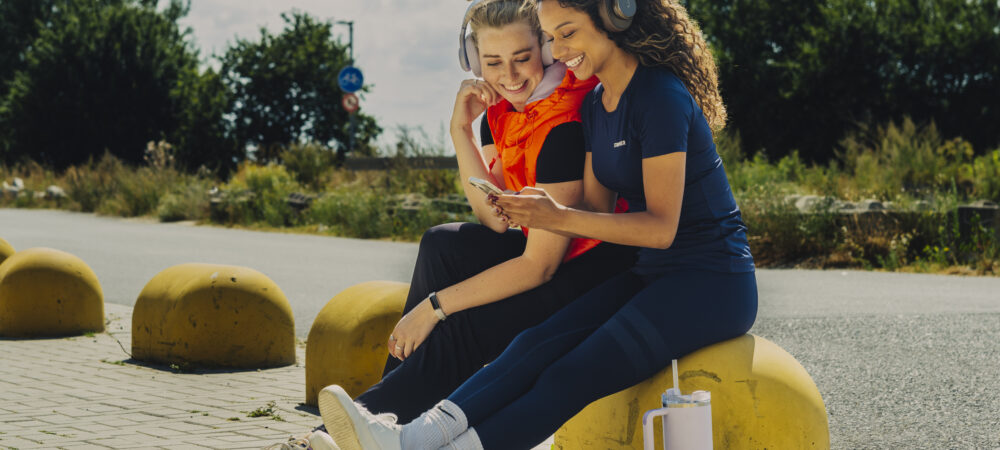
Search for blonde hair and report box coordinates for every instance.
[466,0,542,48]
[535,0,727,131]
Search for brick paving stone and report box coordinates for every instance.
[58,443,113,450]
[0,436,46,448]
[0,302,554,450]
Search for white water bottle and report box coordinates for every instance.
[642,359,713,450]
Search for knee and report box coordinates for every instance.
[504,324,550,355]
[534,356,592,399]
[419,223,461,253]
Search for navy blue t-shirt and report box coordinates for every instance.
[581,65,754,274]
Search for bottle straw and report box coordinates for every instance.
[672,359,680,394]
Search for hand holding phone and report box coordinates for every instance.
[468,177,503,196]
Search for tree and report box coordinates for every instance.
[0,0,237,171]
[218,12,382,161]
[0,0,57,96]
[687,0,1000,161]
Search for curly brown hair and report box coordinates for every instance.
[536,0,726,131]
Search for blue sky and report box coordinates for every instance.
[178,0,475,153]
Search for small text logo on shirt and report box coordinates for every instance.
[613,140,626,148]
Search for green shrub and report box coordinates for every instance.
[307,190,459,240]
[280,143,336,190]
[64,153,124,212]
[214,162,301,227]
[103,167,177,217]
[836,118,976,199]
[157,176,212,222]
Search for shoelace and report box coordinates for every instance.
[264,435,310,450]
[367,411,401,429]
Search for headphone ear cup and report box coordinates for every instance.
[541,38,554,66]
[599,0,634,33]
[464,34,482,77]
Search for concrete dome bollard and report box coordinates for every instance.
[132,263,295,369]
[0,247,104,337]
[554,334,829,449]
[0,238,14,265]
[305,281,408,406]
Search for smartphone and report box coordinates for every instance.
[468,177,503,196]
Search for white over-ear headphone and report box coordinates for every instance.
[459,0,554,78]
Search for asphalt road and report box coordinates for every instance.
[2,208,999,448]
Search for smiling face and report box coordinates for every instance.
[537,0,615,81]
[476,21,545,111]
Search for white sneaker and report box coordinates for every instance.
[318,385,401,450]
[266,430,340,450]
[307,430,341,450]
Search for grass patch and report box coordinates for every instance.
[2,119,997,274]
[246,401,285,421]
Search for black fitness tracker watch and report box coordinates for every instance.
[428,291,447,321]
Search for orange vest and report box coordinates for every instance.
[486,71,606,262]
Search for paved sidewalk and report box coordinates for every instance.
[0,304,556,450]
[1,303,323,449]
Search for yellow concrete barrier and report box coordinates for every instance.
[132,263,295,369]
[0,247,104,337]
[305,281,408,406]
[554,334,829,449]
[0,238,14,265]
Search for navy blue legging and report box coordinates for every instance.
[447,268,757,450]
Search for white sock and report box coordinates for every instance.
[439,428,483,450]
[400,399,468,450]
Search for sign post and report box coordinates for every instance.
[337,66,364,154]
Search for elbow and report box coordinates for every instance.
[651,232,675,250]
[539,263,558,284]
[524,257,560,285]
[485,220,509,234]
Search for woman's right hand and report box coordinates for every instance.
[486,193,506,223]
[451,79,500,130]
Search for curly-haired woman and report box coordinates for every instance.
[315,1,757,449]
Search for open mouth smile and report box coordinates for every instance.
[502,80,528,93]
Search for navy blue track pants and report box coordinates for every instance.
[448,268,758,449]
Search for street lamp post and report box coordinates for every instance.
[336,20,354,64]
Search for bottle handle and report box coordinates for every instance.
[642,408,670,450]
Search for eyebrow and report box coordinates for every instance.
[555,21,573,30]
[481,47,534,58]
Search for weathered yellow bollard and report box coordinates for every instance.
[0,238,14,265]
[132,263,295,369]
[554,334,829,449]
[305,281,408,406]
[0,247,104,337]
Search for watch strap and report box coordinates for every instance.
[429,291,447,321]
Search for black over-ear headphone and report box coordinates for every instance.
[599,0,637,33]
[459,0,554,78]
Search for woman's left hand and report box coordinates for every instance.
[495,186,565,229]
[387,299,440,360]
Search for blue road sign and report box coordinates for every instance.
[338,66,364,93]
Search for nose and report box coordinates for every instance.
[550,39,566,61]
[506,63,518,81]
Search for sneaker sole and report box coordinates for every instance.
[318,386,364,450]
